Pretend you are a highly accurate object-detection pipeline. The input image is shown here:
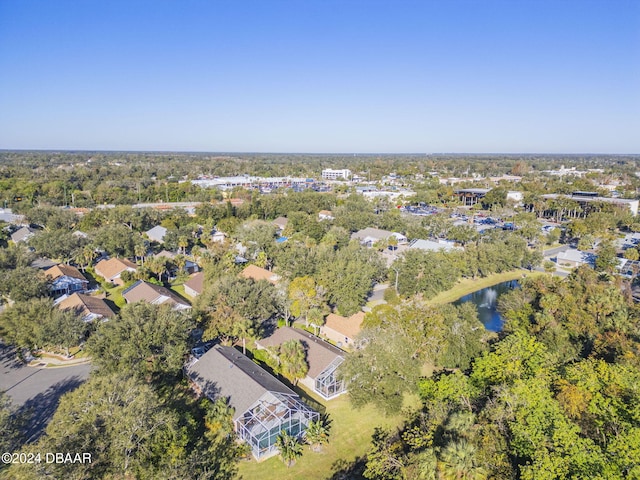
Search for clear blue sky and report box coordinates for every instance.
[0,0,638,153]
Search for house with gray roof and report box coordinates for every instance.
[554,248,595,268]
[409,238,461,253]
[351,227,407,247]
[186,345,319,459]
[145,225,168,243]
[11,226,36,243]
[256,327,347,400]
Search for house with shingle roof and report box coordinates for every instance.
[318,210,334,220]
[351,227,407,247]
[45,264,89,297]
[256,327,347,400]
[183,271,204,298]
[145,225,167,243]
[321,311,365,348]
[10,226,36,244]
[94,258,138,286]
[186,345,319,459]
[122,280,191,310]
[272,216,288,233]
[240,265,280,285]
[56,293,115,322]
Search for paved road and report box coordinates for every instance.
[367,283,389,303]
[1,343,91,442]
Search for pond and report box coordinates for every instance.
[453,280,520,332]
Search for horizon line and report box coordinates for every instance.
[1,148,639,156]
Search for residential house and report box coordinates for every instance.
[320,311,365,347]
[122,280,191,310]
[408,239,461,253]
[240,265,280,285]
[10,226,36,243]
[555,249,595,268]
[351,227,407,247]
[146,225,168,243]
[256,327,347,400]
[184,271,204,298]
[211,230,226,243]
[318,210,334,221]
[45,264,89,297]
[94,257,138,286]
[272,216,288,233]
[56,293,115,322]
[186,345,319,459]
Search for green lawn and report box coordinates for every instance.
[236,391,416,480]
[427,270,545,306]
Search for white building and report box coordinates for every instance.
[321,169,351,180]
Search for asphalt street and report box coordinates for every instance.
[1,342,91,442]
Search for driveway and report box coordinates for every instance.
[1,342,91,442]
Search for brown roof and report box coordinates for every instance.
[58,293,115,319]
[95,258,137,280]
[256,327,344,379]
[273,216,288,228]
[122,280,191,309]
[240,265,279,284]
[318,210,333,216]
[184,271,204,296]
[325,311,365,340]
[45,264,87,281]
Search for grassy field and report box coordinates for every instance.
[236,390,417,480]
[427,270,545,306]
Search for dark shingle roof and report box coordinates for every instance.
[186,345,295,420]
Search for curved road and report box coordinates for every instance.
[1,342,91,442]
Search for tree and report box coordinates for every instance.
[6,372,241,480]
[288,276,327,326]
[595,241,619,273]
[86,302,193,381]
[305,418,330,452]
[145,255,168,282]
[0,266,50,302]
[438,441,487,480]
[42,308,88,357]
[275,430,303,467]
[278,339,309,386]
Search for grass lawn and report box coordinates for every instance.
[103,284,127,308]
[427,270,545,306]
[236,391,416,480]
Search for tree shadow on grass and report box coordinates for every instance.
[326,455,367,480]
[14,376,85,445]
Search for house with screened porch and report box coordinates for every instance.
[256,327,347,400]
[186,345,319,460]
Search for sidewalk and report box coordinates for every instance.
[28,351,91,368]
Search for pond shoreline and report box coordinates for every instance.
[427,270,544,306]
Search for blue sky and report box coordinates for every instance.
[0,0,638,153]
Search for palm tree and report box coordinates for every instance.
[177,236,189,255]
[146,256,167,282]
[438,441,486,480]
[75,245,96,272]
[305,419,330,452]
[134,243,147,266]
[278,340,309,386]
[275,430,303,468]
